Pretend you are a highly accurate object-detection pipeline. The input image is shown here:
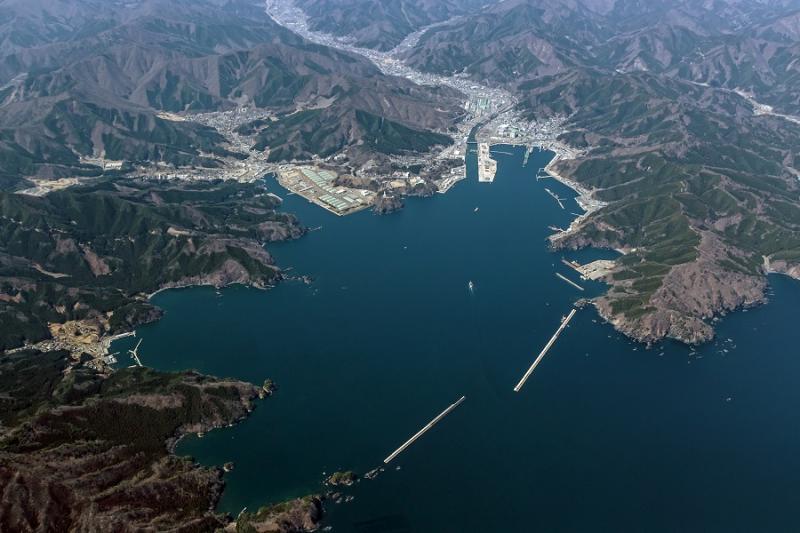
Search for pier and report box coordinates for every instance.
[536,168,551,181]
[544,188,565,209]
[561,258,585,277]
[523,148,532,167]
[514,309,577,392]
[477,143,497,183]
[128,339,143,367]
[555,272,584,291]
[383,396,466,464]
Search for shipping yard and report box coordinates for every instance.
[277,166,376,216]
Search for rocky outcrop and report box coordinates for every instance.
[326,471,358,487]
[231,496,325,533]
[764,257,800,281]
[571,230,773,345]
[373,193,404,215]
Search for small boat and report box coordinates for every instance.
[474,207,479,212]
[468,280,475,293]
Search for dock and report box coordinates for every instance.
[561,258,585,276]
[513,309,577,392]
[544,188,565,209]
[477,143,497,183]
[555,272,584,291]
[128,339,143,367]
[383,396,466,464]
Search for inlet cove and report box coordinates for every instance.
[115,146,800,532]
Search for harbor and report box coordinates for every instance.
[107,144,800,533]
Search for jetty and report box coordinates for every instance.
[128,339,143,367]
[544,188,565,209]
[562,258,582,272]
[514,309,577,392]
[477,143,497,183]
[555,272,584,291]
[383,396,466,464]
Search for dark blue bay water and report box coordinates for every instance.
[115,146,800,532]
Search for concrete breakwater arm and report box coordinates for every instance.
[383,396,466,464]
[555,272,585,291]
[514,308,577,392]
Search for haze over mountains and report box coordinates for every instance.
[3,0,800,530]
[357,0,800,343]
[292,0,800,341]
[0,0,798,370]
[295,0,489,50]
[406,0,800,107]
[0,0,461,190]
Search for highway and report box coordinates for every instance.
[514,308,577,392]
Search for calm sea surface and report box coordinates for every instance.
[115,146,800,532]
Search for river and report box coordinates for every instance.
[113,145,800,532]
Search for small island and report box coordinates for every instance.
[260,378,277,399]
[326,471,359,487]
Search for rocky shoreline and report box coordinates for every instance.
[0,351,275,531]
[543,145,796,346]
[0,179,328,531]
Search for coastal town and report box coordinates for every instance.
[61,0,574,219]
[13,0,575,221]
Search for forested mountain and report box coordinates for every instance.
[0,0,461,190]
[388,0,800,342]
[295,0,491,50]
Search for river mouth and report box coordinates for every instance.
[116,146,800,532]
